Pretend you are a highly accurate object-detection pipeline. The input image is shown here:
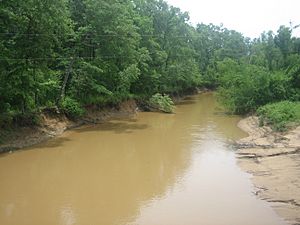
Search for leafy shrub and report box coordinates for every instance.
[257,101,300,131]
[0,112,41,127]
[216,59,291,114]
[61,97,85,119]
[0,112,14,128]
[0,105,40,128]
[149,93,175,113]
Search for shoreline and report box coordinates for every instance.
[236,116,300,225]
[1,93,298,223]
[0,89,204,154]
[0,99,138,154]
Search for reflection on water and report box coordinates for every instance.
[60,206,76,225]
[0,93,287,225]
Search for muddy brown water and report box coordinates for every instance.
[0,93,287,225]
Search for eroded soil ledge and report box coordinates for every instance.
[0,90,203,154]
[0,100,138,153]
[236,116,300,225]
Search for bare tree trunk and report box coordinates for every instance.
[59,58,74,103]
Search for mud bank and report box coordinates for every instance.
[0,100,137,153]
[236,116,300,225]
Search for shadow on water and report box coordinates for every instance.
[111,117,139,123]
[74,121,149,134]
[183,96,194,100]
[21,120,149,150]
[26,137,73,150]
[176,100,197,106]
[0,152,11,158]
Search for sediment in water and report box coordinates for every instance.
[0,89,204,154]
[0,100,137,153]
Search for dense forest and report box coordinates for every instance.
[0,0,300,130]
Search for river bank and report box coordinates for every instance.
[0,92,287,225]
[236,116,300,225]
[0,100,138,153]
[0,88,203,154]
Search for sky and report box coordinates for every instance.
[165,0,300,39]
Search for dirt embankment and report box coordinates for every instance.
[0,100,138,153]
[236,116,300,225]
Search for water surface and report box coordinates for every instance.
[0,93,287,225]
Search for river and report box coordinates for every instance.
[0,93,287,225]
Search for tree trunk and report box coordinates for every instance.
[58,58,74,103]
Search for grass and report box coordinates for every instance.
[257,101,300,131]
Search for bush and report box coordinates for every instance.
[216,59,291,114]
[61,97,85,119]
[257,101,300,131]
[149,93,175,113]
[0,112,14,128]
[12,113,41,126]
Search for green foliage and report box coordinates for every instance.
[1,0,206,126]
[149,93,175,113]
[286,54,300,97]
[217,60,267,114]
[68,60,113,105]
[216,58,292,114]
[257,101,300,131]
[117,64,140,96]
[194,23,249,88]
[60,97,85,119]
[13,113,41,127]
[0,112,14,128]
[0,0,300,129]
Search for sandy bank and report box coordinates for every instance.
[236,116,300,225]
[0,100,137,153]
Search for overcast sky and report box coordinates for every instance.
[165,0,300,38]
